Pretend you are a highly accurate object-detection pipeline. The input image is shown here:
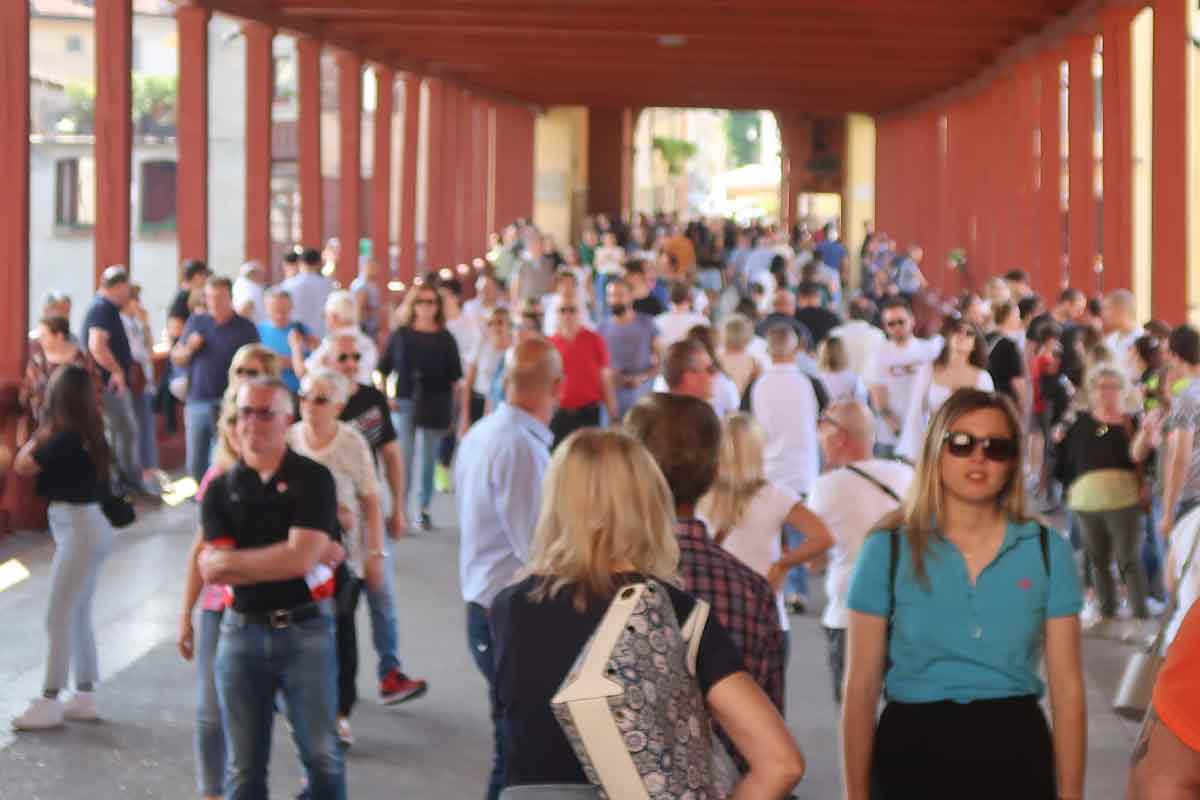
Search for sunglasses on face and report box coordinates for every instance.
[234,367,261,378]
[884,318,909,328]
[336,353,362,363]
[942,431,1019,462]
[414,298,436,306]
[237,406,279,421]
[558,306,578,314]
[299,394,332,406]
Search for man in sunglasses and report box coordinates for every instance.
[301,290,378,386]
[328,333,429,706]
[865,296,941,459]
[197,377,346,799]
[547,292,618,448]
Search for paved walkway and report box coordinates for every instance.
[0,493,1141,798]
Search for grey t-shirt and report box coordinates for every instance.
[1168,379,1200,508]
[600,313,657,375]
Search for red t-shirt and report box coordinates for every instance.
[1030,351,1059,415]
[1154,602,1200,753]
[551,328,609,410]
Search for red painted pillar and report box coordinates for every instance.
[587,108,625,216]
[371,67,395,277]
[336,52,362,287]
[425,79,446,269]
[1102,7,1136,294]
[453,90,471,264]
[398,74,420,280]
[447,87,465,265]
[1152,0,1190,322]
[621,109,637,222]
[243,22,274,268]
[94,0,133,282]
[0,0,30,383]
[1013,59,1041,275]
[176,5,209,265]
[297,37,323,249]
[1038,51,1064,300]
[1068,36,1098,295]
[463,96,484,258]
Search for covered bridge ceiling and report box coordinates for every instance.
[219,0,1098,112]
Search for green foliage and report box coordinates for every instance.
[724,111,761,168]
[59,82,95,134]
[652,136,698,176]
[132,75,177,126]
[54,76,177,135]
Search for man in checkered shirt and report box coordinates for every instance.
[625,393,787,764]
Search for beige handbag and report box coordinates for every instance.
[1112,527,1200,721]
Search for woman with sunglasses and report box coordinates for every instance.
[842,389,1084,800]
[380,281,463,530]
[896,317,993,462]
[288,369,385,747]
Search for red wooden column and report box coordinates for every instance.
[397,74,420,281]
[621,108,638,222]
[1067,35,1098,294]
[94,0,133,282]
[464,96,484,258]
[1013,58,1041,274]
[1038,50,1064,300]
[587,108,624,216]
[336,52,362,287]
[1102,7,1136,293]
[1152,0,1190,322]
[445,86,463,265]
[470,100,489,255]
[371,66,395,275]
[243,22,274,267]
[297,37,323,249]
[425,78,446,269]
[0,0,30,383]
[176,5,209,264]
[452,89,470,263]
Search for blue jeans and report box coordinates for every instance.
[195,609,225,797]
[467,603,504,800]
[134,388,159,472]
[44,502,113,693]
[784,523,809,599]
[185,398,219,483]
[215,608,345,800]
[365,536,402,679]
[392,399,440,513]
[101,387,145,494]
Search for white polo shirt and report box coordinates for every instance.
[750,362,819,497]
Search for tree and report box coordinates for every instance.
[652,136,698,176]
[725,111,761,168]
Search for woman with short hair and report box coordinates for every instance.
[718,313,759,397]
[842,389,1085,799]
[491,428,805,796]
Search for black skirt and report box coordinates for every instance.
[872,695,1055,800]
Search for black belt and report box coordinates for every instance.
[227,602,323,629]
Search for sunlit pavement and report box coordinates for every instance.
[0,495,1140,799]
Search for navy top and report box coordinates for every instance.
[34,431,103,503]
[81,295,132,382]
[181,313,261,402]
[848,519,1082,703]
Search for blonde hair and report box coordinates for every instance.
[877,388,1028,583]
[525,429,680,611]
[697,413,768,545]
[227,343,281,386]
[721,313,753,352]
[817,336,848,372]
[212,385,242,470]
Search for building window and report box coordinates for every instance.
[54,157,96,228]
[140,160,177,230]
[66,35,82,54]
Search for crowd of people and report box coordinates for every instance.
[8,209,1200,799]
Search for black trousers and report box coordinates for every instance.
[872,695,1055,800]
[549,404,601,450]
[334,566,362,718]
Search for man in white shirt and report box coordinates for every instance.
[809,399,913,702]
[828,295,885,377]
[461,273,506,338]
[281,248,335,338]
[654,281,709,346]
[1102,288,1144,381]
[865,296,941,459]
[232,260,267,324]
[542,269,594,337]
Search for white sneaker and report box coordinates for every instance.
[1082,616,1115,639]
[62,691,98,721]
[12,697,65,731]
[336,717,354,747]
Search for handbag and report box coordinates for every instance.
[100,489,136,528]
[550,580,733,800]
[1112,521,1200,721]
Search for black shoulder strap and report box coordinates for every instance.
[1038,525,1050,576]
[888,530,900,614]
[846,464,903,504]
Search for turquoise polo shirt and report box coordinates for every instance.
[848,519,1082,704]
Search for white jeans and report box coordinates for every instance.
[44,501,113,693]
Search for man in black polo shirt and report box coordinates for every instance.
[198,377,347,799]
[81,265,157,501]
[328,332,430,706]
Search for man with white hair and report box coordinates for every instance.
[300,290,379,385]
[809,400,913,702]
[232,260,267,324]
[1103,289,1144,381]
[751,324,821,614]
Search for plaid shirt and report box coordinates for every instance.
[675,518,786,713]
